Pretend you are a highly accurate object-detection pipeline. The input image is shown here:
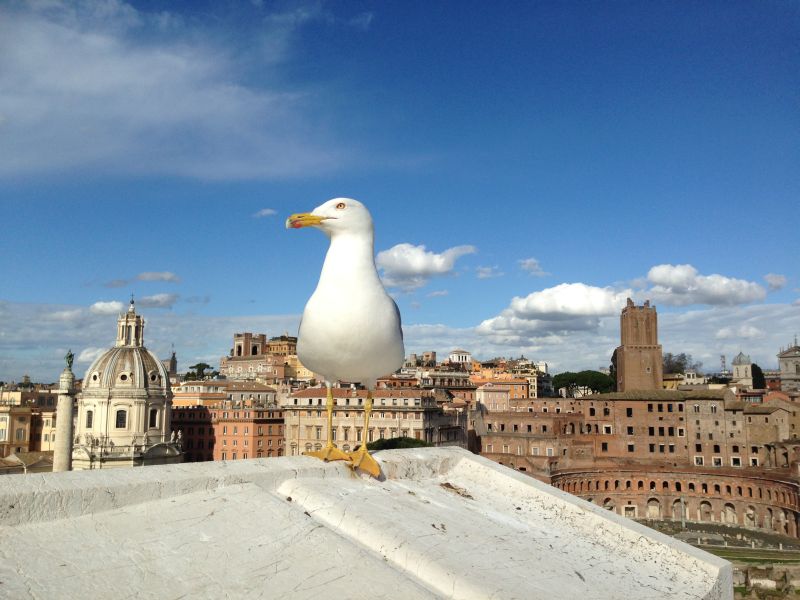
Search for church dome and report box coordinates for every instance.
[82,300,170,394]
[84,346,170,391]
[732,352,751,366]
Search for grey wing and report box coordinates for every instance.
[392,298,404,340]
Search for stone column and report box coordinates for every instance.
[53,366,75,472]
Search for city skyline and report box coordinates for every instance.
[1,1,798,381]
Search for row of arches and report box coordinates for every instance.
[554,477,798,508]
[587,496,796,537]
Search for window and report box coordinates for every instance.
[85,410,93,429]
[626,426,634,435]
[115,410,127,429]
[149,408,158,428]
[601,442,608,452]
[713,457,722,467]
[648,404,653,413]
[731,457,741,467]
[694,456,704,466]
[649,443,655,452]
[713,444,720,453]
[626,407,633,418]
[695,443,702,452]
[603,425,612,434]
[658,427,664,436]
[627,443,634,453]
[693,405,700,413]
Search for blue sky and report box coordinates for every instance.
[1,0,798,381]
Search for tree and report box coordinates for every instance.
[186,363,214,380]
[663,352,703,374]
[752,363,766,389]
[552,370,615,397]
[366,436,430,451]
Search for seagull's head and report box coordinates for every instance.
[286,197,373,237]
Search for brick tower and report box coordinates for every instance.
[612,298,663,392]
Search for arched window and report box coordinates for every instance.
[115,410,127,429]
[85,410,93,429]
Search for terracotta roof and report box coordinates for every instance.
[594,389,727,401]
[226,382,276,392]
[292,387,427,399]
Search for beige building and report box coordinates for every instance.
[476,383,512,412]
[219,332,287,383]
[72,300,182,470]
[283,354,315,381]
[282,388,466,456]
[778,341,800,393]
[172,380,228,407]
[731,352,753,388]
[0,404,32,458]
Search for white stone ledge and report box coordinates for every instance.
[0,447,732,599]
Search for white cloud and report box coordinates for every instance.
[104,279,129,288]
[477,283,632,343]
[376,243,476,291]
[253,208,277,218]
[476,266,503,279]
[4,299,800,382]
[138,293,179,308]
[715,325,765,340]
[427,290,449,298]
[518,257,548,277]
[764,273,787,292]
[645,264,765,306]
[46,309,84,322]
[89,301,125,315]
[0,1,349,179]
[77,347,107,364]
[137,271,180,282]
[0,300,301,381]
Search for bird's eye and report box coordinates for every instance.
[335,202,346,210]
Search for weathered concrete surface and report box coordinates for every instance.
[0,447,732,599]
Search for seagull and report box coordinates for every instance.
[286,198,405,477]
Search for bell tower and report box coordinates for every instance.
[612,298,663,391]
[116,298,145,347]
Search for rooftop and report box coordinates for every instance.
[0,448,731,599]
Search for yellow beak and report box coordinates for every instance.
[285,213,329,229]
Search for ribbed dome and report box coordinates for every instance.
[84,345,170,391]
[81,299,170,394]
[732,352,751,366]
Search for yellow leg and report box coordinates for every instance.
[348,389,381,478]
[305,385,349,462]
